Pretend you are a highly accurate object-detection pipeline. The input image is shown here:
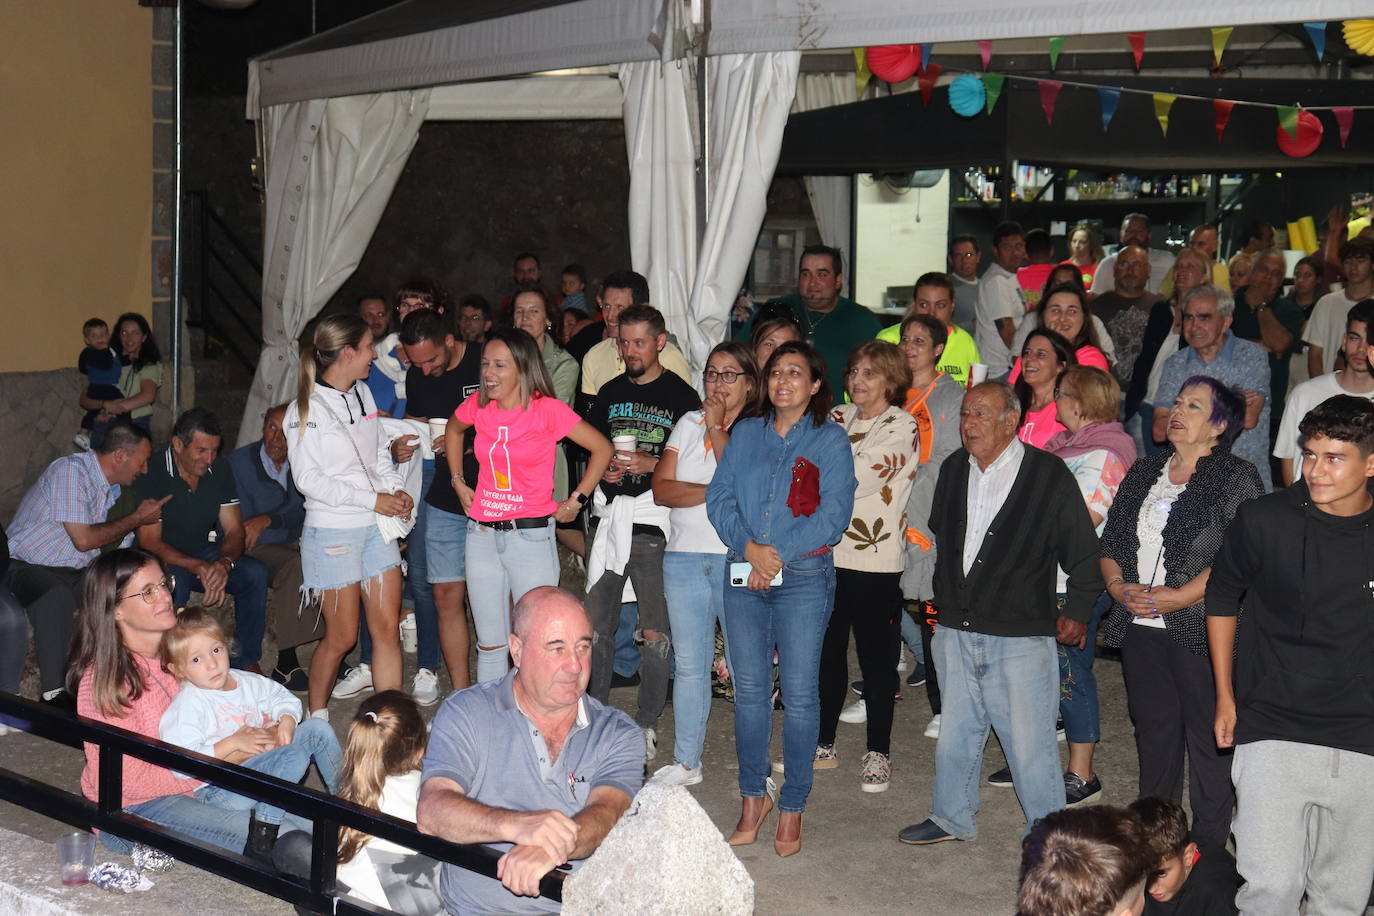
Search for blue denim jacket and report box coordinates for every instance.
[706,413,855,565]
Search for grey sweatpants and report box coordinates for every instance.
[1233,739,1374,916]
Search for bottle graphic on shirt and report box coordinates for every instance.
[490,426,512,491]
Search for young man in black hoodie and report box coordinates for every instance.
[1207,395,1374,915]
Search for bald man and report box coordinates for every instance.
[419,587,644,914]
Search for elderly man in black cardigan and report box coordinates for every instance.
[899,382,1104,846]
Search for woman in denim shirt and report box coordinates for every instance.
[707,340,856,857]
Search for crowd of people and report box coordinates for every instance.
[3,219,1374,913]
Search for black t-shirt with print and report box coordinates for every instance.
[406,341,481,515]
[588,371,700,499]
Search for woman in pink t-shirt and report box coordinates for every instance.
[1013,328,1078,449]
[444,328,612,682]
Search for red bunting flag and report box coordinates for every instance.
[1039,80,1063,125]
[917,62,943,107]
[978,40,993,70]
[1334,107,1354,148]
[1213,99,1235,142]
[1127,32,1145,70]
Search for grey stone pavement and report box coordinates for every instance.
[1,552,1149,915]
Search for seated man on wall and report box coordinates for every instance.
[5,422,163,707]
[226,403,321,690]
[417,587,644,915]
[135,407,270,671]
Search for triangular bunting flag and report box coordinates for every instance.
[1334,107,1354,148]
[1153,93,1177,136]
[917,62,942,107]
[1127,32,1145,70]
[1213,99,1235,142]
[853,47,872,98]
[981,73,1006,114]
[1039,80,1063,125]
[978,40,993,70]
[1278,105,1300,140]
[1048,36,1063,70]
[919,43,933,72]
[1304,22,1327,61]
[1097,87,1121,132]
[1210,26,1233,67]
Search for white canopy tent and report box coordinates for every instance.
[237,0,1374,444]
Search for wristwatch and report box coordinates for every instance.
[572,491,588,505]
[219,556,236,572]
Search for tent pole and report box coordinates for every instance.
[695,52,708,249]
[170,0,184,418]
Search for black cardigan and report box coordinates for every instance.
[929,444,1104,637]
[1100,447,1264,656]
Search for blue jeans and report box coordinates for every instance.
[365,461,440,671]
[663,552,730,769]
[724,555,835,813]
[1057,591,1111,745]
[105,792,312,855]
[465,517,559,683]
[170,547,269,668]
[900,606,924,665]
[194,718,342,825]
[614,603,641,677]
[930,627,1064,838]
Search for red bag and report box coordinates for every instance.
[787,457,821,518]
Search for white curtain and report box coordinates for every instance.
[620,52,800,373]
[794,74,856,296]
[238,90,430,447]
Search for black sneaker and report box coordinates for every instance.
[1056,718,1066,742]
[1063,770,1103,806]
[610,671,641,688]
[987,766,1014,787]
[906,663,927,688]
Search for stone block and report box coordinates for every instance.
[153,171,175,238]
[152,6,174,42]
[152,43,174,88]
[153,121,175,173]
[152,86,174,122]
[561,783,753,916]
[0,369,84,523]
[152,240,173,297]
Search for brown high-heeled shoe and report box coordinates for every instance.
[774,811,803,857]
[727,794,775,846]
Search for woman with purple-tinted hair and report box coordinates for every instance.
[1098,375,1263,849]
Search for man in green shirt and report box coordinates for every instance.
[878,272,981,387]
[1230,249,1306,439]
[134,407,269,671]
[738,245,881,406]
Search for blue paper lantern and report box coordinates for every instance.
[949,73,986,118]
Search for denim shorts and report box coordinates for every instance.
[425,505,467,584]
[300,524,400,594]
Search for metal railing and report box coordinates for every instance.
[0,692,564,914]
[186,189,263,374]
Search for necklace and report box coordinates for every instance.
[843,406,889,456]
[804,307,835,341]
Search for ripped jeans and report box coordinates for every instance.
[585,527,672,729]
[300,524,402,598]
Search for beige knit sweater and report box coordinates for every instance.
[830,404,918,573]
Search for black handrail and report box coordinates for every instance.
[204,202,263,276]
[0,692,565,913]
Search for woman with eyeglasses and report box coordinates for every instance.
[649,341,760,788]
[68,548,311,854]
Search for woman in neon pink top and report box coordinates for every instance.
[1013,328,1078,448]
[69,548,309,854]
[444,328,612,682]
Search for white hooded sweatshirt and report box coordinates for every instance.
[285,380,404,529]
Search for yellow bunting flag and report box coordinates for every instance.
[1153,93,1177,136]
[1211,26,1233,67]
[853,48,872,98]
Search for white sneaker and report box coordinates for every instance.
[924,714,941,739]
[896,648,908,674]
[839,699,868,724]
[411,668,439,706]
[650,762,703,787]
[309,708,329,723]
[644,728,657,760]
[332,663,373,699]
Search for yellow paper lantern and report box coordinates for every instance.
[1343,20,1374,56]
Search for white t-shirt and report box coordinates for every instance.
[661,410,727,555]
[1272,372,1374,472]
[976,263,1025,375]
[159,670,302,761]
[1302,289,1359,375]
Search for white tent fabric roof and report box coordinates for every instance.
[707,1,1374,51]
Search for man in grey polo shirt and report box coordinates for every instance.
[418,587,643,914]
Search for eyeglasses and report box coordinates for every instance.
[118,575,175,605]
[703,369,743,383]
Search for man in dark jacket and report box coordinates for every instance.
[899,382,1103,847]
[226,404,318,689]
[1208,394,1374,915]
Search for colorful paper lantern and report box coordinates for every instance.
[1276,109,1324,158]
[1344,20,1374,56]
[865,45,920,83]
[948,74,986,117]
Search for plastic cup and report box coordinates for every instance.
[399,613,418,653]
[57,831,95,886]
[427,418,448,458]
[969,363,989,385]
[612,434,637,460]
